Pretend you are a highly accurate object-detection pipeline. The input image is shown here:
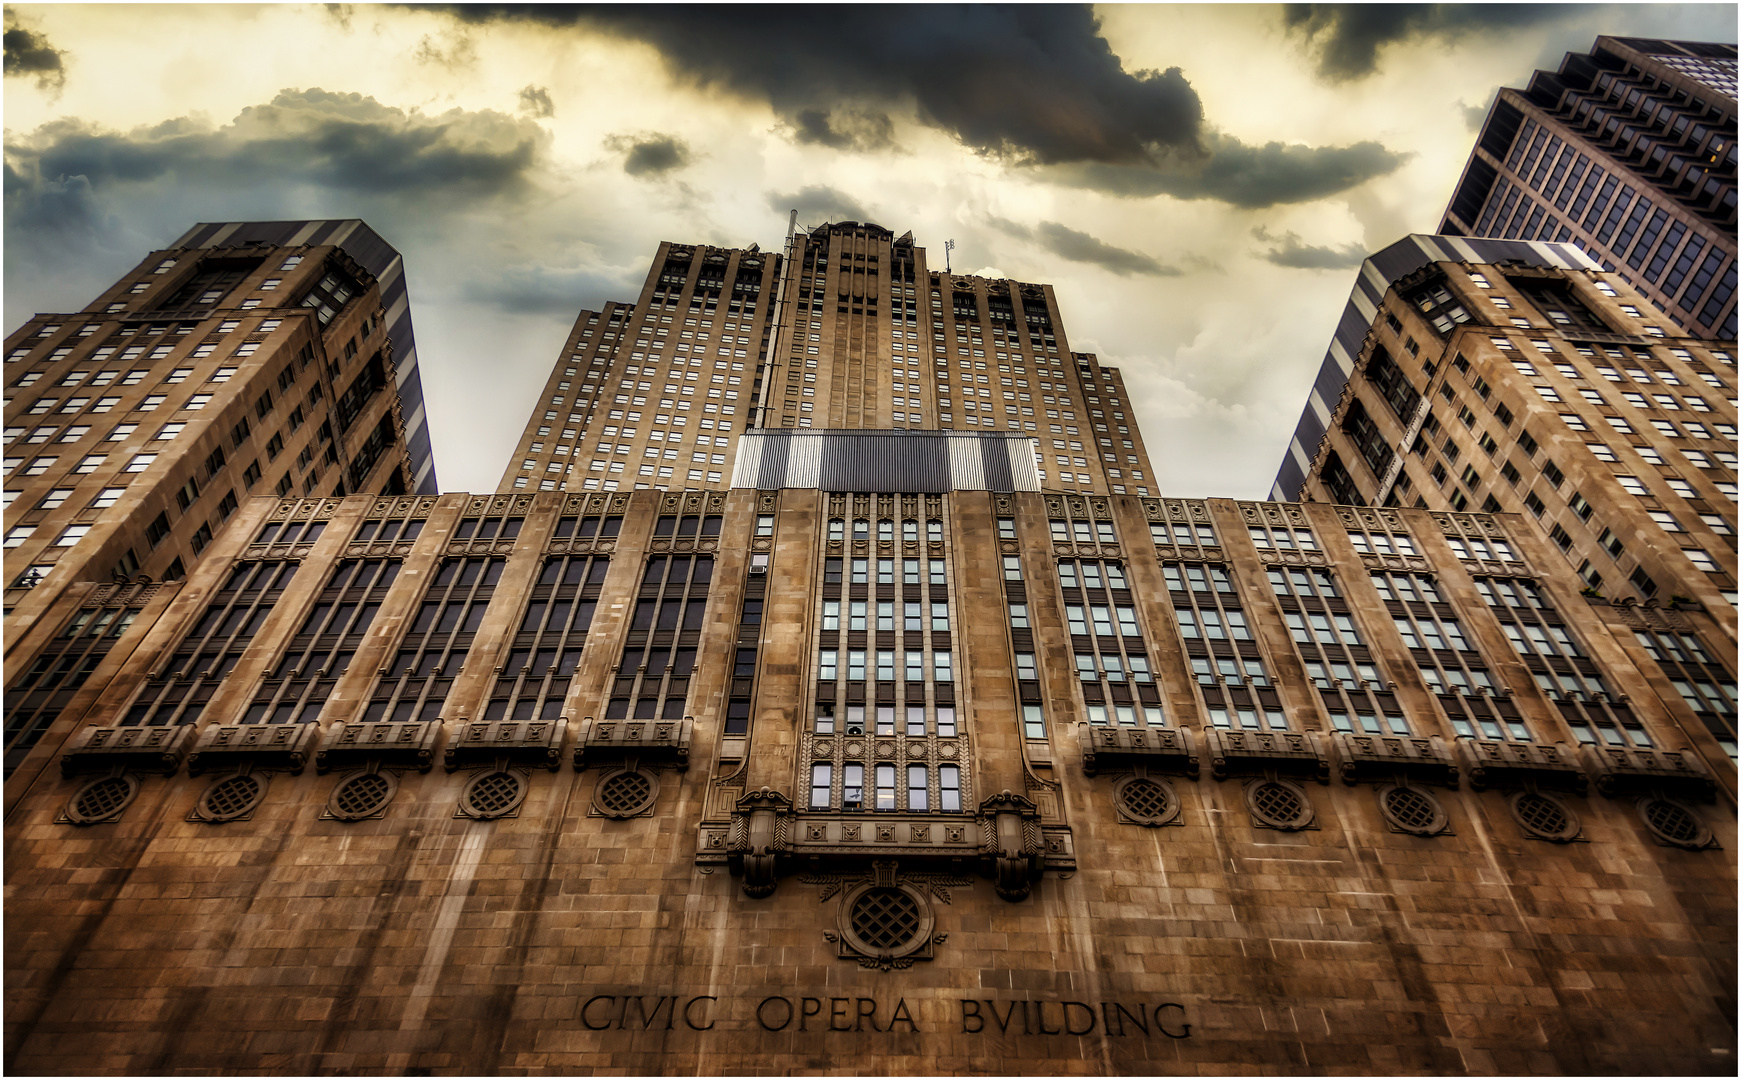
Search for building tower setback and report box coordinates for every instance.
[497,222,1156,497]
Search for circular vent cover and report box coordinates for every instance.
[1639,797,1710,849]
[593,768,659,818]
[462,770,527,820]
[1247,778,1314,830]
[1114,775,1181,827]
[328,771,396,822]
[837,881,936,963]
[197,773,267,823]
[1510,791,1580,842]
[66,775,139,825]
[1378,784,1448,837]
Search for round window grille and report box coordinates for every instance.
[851,888,923,952]
[1510,791,1579,842]
[66,775,138,824]
[1247,779,1313,830]
[1378,784,1448,837]
[328,771,396,822]
[1114,775,1181,827]
[1639,798,1710,850]
[197,773,266,823]
[461,770,526,820]
[593,768,658,818]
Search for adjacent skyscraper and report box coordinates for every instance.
[3,220,435,765]
[1440,36,1736,340]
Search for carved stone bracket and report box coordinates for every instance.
[728,787,794,898]
[1579,744,1717,802]
[1082,725,1197,778]
[187,723,321,777]
[977,789,1043,902]
[446,718,567,773]
[60,724,192,777]
[315,720,440,774]
[1202,729,1330,784]
[1457,739,1587,794]
[1331,732,1458,789]
[574,714,692,772]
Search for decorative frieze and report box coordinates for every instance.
[1457,739,1587,794]
[314,719,440,774]
[1579,744,1718,802]
[575,714,692,771]
[1331,732,1458,788]
[187,723,320,776]
[60,724,192,777]
[445,717,567,773]
[1201,729,1330,783]
[1081,725,1197,777]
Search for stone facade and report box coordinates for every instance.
[5,487,1735,1075]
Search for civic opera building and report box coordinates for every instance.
[3,208,1736,1072]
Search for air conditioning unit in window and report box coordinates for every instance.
[845,721,865,736]
[750,564,766,574]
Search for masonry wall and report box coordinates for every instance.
[5,491,1735,1075]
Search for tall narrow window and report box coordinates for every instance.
[364,557,503,722]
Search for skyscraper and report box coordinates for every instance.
[1440,36,1736,340]
[3,220,435,769]
[498,222,1156,497]
[4,220,1735,1075]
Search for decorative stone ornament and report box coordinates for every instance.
[1112,775,1182,827]
[1376,784,1450,837]
[326,768,397,821]
[593,766,660,818]
[728,786,794,898]
[192,771,268,823]
[1510,790,1581,843]
[805,861,959,970]
[1637,797,1714,850]
[977,789,1043,901]
[459,769,528,821]
[1246,778,1315,831]
[63,773,139,824]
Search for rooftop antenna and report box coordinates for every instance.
[944,239,955,273]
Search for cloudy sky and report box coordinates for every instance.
[5,3,1734,497]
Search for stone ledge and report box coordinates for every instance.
[1081,725,1197,778]
[187,723,320,776]
[1580,744,1718,802]
[315,720,440,774]
[1332,732,1458,788]
[575,715,692,771]
[445,718,567,772]
[1202,729,1330,783]
[60,724,192,777]
[1457,738,1587,794]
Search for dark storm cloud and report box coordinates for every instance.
[1252,226,1366,270]
[1282,4,1580,81]
[767,186,875,228]
[791,108,896,153]
[6,88,542,200]
[605,132,691,177]
[993,218,1180,277]
[1059,135,1410,209]
[518,84,554,118]
[426,4,1206,166]
[4,7,67,91]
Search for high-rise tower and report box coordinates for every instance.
[1440,36,1736,340]
[497,222,1157,496]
